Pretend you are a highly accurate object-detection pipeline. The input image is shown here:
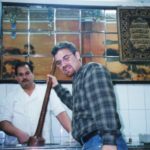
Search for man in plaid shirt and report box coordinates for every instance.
[49,41,128,150]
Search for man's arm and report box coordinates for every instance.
[48,74,73,110]
[56,111,72,133]
[0,120,29,144]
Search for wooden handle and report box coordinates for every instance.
[28,61,56,146]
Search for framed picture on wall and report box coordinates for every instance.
[118,7,150,63]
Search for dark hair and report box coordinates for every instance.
[24,44,34,50]
[15,61,33,75]
[51,41,77,56]
[23,44,35,55]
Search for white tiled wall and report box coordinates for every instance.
[114,84,150,144]
[0,83,150,145]
[0,84,7,105]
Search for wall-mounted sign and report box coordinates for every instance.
[118,7,150,63]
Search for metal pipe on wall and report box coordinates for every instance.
[1,0,150,6]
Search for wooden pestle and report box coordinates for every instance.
[27,61,56,146]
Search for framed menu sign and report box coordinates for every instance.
[118,7,150,63]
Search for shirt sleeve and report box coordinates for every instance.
[49,90,66,116]
[0,94,14,122]
[54,84,73,110]
[84,64,120,145]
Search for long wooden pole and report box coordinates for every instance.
[27,61,56,146]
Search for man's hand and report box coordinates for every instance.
[16,130,30,144]
[101,145,117,150]
[47,74,58,88]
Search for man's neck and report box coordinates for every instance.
[23,83,35,96]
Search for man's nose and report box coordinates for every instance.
[61,60,67,67]
[22,74,28,78]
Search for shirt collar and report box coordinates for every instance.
[73,64,85,80]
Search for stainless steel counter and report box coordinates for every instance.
[1,143,150,150]
[0,143,82,150]
[128,143,150,150]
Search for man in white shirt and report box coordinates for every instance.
[0,61,72,144]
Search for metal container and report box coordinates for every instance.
[0,131,5,145]
[139,134,150,144]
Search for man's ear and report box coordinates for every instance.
[75,51,81,60]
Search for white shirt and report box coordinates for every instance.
[0,84,65,143]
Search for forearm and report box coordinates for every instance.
[54,84,73,110]
[56,111,72,133]
[48,75,73,109]
[0,120,29,143]
[0,120,18,136]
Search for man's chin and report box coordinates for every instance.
[21,84,28,89]
[21,82,30,88]
[65,73,74,77]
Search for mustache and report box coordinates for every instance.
[63,65,71,70]
[22,79,29,82]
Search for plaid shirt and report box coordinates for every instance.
[54,62,121,145]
